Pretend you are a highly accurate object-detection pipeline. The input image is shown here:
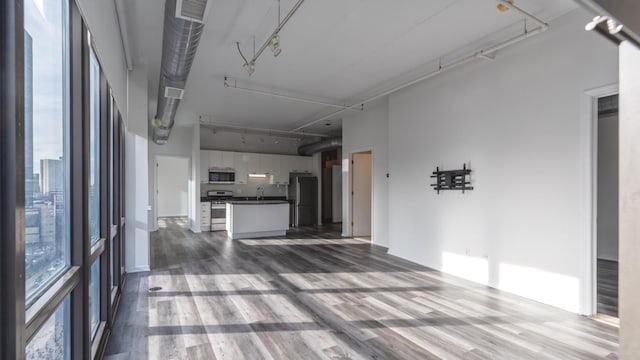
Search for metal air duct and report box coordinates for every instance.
[152,0,209,144]
[297,137,342,156]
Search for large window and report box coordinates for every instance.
[24,0,70,305]
[89,48,101,244]
[25,298,70,360]
[2,0,128,358]
[89,259,101,338]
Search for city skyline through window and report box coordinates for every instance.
[24,0,70,306]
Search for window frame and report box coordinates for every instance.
[0,0,128,358]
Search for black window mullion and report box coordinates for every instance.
[99,69,110,346]
[0,0,26,358]
[69,7,91,358]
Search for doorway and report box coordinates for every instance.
[155,156,189,225]
[595,94,619,320]
[351,151,372,239]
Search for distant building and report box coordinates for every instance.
[25,31,34,207]
[41,159,64,195]
[36,202,56,244]
[25,208,40,245]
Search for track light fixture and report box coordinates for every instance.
[234,0,304,75]
[243,60,256,75]
[268,34,282,56]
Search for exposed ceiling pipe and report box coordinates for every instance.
[114,0,133,71]
[200,121,330,139]
[224,77,363,112]
[297,137,342,156]
[152,0,207,145]
[290,0,549,133]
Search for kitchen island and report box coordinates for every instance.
[226,201,290,239]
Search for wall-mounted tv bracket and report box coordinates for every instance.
[430,164,473,194]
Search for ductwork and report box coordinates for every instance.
[152,0,207,145]
[297,137,342,156]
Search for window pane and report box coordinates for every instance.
[26,297,70,360]
[89,49,100,243]
[90,258,101,338]
[24,0,70,302]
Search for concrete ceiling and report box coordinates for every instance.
[123,0,577,136]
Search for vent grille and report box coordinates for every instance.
[164,86,185,99]
[176,0,210,23]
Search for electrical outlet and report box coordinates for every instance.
[465,248,470,256]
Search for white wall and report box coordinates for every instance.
[342,101,389,247]
[597,113,618,261]
[124,65,150,273]
[156,156,189,217]
[386,9,617,314]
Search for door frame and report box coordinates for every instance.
[581,83,618,316]
[153,154,191,229]
[348,148,373,240]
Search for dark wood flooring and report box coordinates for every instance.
[105,218,618,359]
[597,259,618,318]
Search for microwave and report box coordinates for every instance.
[209,169,235,184]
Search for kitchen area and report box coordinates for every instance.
[197,149,322,239]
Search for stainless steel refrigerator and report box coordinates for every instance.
[289,173,317,226]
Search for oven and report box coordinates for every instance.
[211,203,227,231]
[206,190,233,231]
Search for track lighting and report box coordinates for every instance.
[268,34,282,57]
[243,60,255,75]
[234,0,304,75]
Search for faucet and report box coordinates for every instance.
[256,186,264,201]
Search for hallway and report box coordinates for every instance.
[105,219,618,359]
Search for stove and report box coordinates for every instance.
[206,190,233,231]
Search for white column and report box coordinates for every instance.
[619,40,640,358]
[124,65,150,272]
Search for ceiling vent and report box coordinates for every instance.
[175,0,211,23]
[164,86,185,99]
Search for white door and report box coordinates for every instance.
[157,156,189,217]
[352,152,372,237]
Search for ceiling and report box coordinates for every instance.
[123,0,577,136]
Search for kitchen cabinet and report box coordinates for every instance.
[271,156,289,185]
[233,152,249,184]
[200,151,210,183]
[260,154,274,175]
[221,151,235,169]
[208,150,222,169]
[247,153,260,175]
[200,202,211,231]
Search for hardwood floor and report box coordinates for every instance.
[105,218,618,359]
[597,259,618,318]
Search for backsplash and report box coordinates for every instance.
[201,177,288,198]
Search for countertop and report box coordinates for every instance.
[226,200,289,205]
[200,196,288,202]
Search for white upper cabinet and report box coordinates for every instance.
[247,153,260,174]
[260,154,274,175]
[221,151,235,169]
[271,156,289,185]
[208,150,222,169]
[199,150,313,184]
[200,151,209,183]
[233,152,249,184]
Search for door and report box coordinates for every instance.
[596,94,619,319]
[296,177,317,226]
[352,151,372,237]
